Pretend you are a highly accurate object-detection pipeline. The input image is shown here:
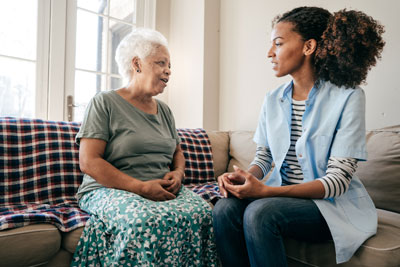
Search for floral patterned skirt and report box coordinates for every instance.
[71,186,218,267]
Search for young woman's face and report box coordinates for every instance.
[138,45,171,96]
[268,22,307,78]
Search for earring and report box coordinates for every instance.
[137,69,140,73]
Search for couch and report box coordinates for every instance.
[0,117,399,267]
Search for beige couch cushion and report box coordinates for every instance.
[285,209,400,267]
[62,226,84,254]
[0,224,61,266]
[43,248,73,267]
[227,131,257,172]
[356,125,400,213]
[207,131,230,178]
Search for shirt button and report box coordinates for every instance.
[298,154,303,158]
[280,98,284,102]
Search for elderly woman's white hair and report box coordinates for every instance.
[115,28,168,83]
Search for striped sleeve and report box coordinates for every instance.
[250,145,273,179]
[317,157,358,198]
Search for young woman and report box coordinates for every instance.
[213,7,385,267]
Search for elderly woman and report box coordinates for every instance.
[71,28,217,266]
[213,7,385,267]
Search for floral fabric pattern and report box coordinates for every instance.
[71,186,217,266]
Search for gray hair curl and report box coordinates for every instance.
[115,28,168,83]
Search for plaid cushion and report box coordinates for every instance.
[177,128,215,184]
[185,182,222,204]
[0,117,89,232]
[177,128,221,203]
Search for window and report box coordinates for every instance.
[0,0,155,121]
[0,1,41,118]
[66,0,150,122]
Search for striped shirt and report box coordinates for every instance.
[281,99,305,185]
[250,99,358,198]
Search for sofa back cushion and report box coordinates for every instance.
[0,117,89,231]
[207,131,230,178]
[356,125,400,213]
[227,131,257,172]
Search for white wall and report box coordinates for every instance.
[154,0,170,104]
[219,0,400,131]
[156,0,220,130]
[161,0,205,129]
[202,0,220,130]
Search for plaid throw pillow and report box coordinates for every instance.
[177,128,215,184]
[0,117,89,232]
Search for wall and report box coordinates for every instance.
[219,0,400,131]
[202,0,220,130]
[155,0,220,130]
[154,0,170,104]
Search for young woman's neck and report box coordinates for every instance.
[291,67,317,101]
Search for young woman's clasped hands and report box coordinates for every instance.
[219,165,325,199]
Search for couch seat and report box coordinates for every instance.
[285,209,400,267]
[0,224,61,266]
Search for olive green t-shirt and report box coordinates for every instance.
[75,90,180,200]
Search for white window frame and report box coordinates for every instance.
[37,0,155,121]
[47,0,67,120]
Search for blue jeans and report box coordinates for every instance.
[212,197,331,267]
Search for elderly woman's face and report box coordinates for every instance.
[138,45,171,96]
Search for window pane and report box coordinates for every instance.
[77,0,108,15]
[71,0,137,122]
[110,0,135,22]
[75,10,107,72]
[0,57,35,118]
[109,21,133,75]
[0,0,37,60]
[74,70,106,121]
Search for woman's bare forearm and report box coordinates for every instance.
[81,155,144,193]
[79,138,144,193]
[171,144,185,180]
[262,179,326,199]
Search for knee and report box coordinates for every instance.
[243,202,265,230]
[243,199,282,236]
[213,198,241,220]
[213,198,251,239]
[212,198,248,231]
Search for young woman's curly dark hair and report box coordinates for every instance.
[274,7,385,88]
[315,10,385,88]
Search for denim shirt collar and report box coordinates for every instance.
[279,80,293,102]
[280,80,321,105]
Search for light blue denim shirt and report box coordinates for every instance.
[254,80,377,264]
